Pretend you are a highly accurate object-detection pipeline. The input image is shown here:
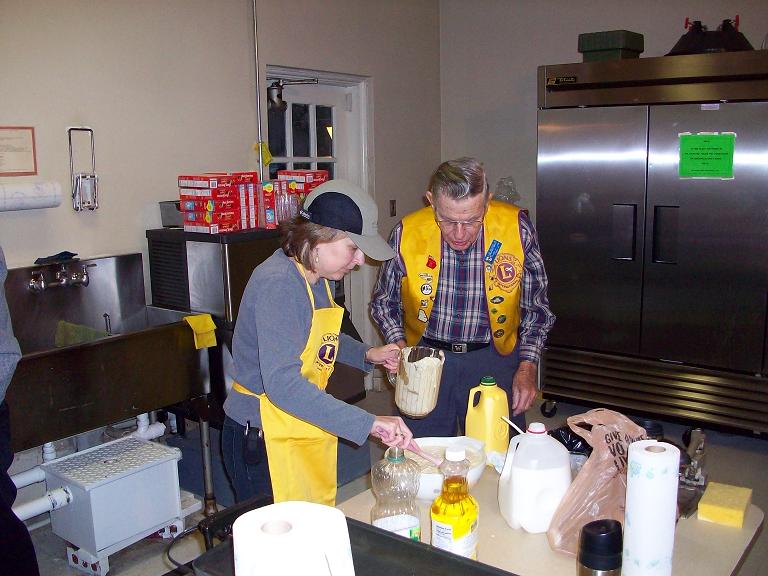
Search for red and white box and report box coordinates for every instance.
[277,169,329,186]
[232,171,259,229]
[183,210,241,225]
[180,198,240,212]
[178,174,237,189]
[183,221,241,234]
[258,181,279,229]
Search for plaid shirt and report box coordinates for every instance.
[371,209,555,364]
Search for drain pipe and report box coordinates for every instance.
[130,413,165,440]
[11,466,45,490]
[11,441,57,489]
[12,486,73,522]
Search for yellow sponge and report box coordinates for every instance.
[697,482,752,528]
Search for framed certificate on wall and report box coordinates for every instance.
[0,126,37,176]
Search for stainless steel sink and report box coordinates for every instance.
[5,254,205,452]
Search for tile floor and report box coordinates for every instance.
[30,388,768,576]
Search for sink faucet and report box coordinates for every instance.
[28,263,95,291]
[28,270,47,292]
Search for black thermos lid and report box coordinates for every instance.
[578,519,623,570]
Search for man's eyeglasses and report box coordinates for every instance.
[434,218,484,233]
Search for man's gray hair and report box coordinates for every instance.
[428,157,489,200]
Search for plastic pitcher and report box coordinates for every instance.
[498,422,572,533]
[465,376,509,454]
[388,346,445,418]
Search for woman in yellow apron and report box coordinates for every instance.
[222,180,413,506]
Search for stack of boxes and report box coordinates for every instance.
[273,169,329,223]
[177,169,329,234]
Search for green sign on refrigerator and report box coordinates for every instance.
[679,133,735,179]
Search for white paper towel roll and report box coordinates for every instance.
[233,501,355,576]
[622,440,680,576]
[0,181,61,211]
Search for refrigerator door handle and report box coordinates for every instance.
[651,205,680,264]
[611,203,637,261]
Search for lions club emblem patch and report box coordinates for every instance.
[491,253,523,293]
[316,332,339,370]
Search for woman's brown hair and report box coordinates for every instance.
[280,216,343,272]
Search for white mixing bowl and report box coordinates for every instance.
[408,436,487,501]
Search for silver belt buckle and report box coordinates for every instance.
[451,343,468,353]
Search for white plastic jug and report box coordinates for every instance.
[498,422,572,534]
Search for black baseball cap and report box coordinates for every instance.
[301,180,395,261]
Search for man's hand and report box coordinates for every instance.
[511,360,538,416]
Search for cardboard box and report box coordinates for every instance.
[180,198,240,212]
[178,174,237,189]
[183,221,241,234]
[179,186,240,200]
[259,181,278,229]
[183,210,240,225]
[277,169,329,185]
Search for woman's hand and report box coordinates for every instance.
[365,343,401,372]
[370,416,413,448]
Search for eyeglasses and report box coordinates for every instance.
[434,218,484,233]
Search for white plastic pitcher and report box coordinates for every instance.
[498,422,572,533]
[388,346,445,418]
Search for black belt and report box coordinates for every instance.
[420,336,490,354]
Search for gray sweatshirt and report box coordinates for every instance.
[223,249,375,446]
[0,248,21,402]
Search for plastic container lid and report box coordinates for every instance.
[480,376,496,386]
[527,422,547,434]
[444,447,466,462]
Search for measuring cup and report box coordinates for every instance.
[388,346,445,418]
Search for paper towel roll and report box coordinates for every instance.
[622,440,680,576]
[0,182,61,211]
[233,501,355,576]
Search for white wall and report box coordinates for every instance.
[440,0,768,219]
[0,0,441,268]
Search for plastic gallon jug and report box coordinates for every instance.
[465,376,509,454]
[498,422,572,533]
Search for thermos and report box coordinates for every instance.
[577,519,623,576]
[465,376,509,454]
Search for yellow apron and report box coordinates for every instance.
[232,260,343,505]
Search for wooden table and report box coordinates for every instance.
[338,469,763,576]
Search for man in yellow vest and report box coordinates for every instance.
[371,157,555,436]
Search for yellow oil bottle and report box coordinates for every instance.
[466,375,509,454]
[430,447,479,559]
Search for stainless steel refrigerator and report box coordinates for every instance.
[536,51,768,432]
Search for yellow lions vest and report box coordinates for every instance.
[400,200,524,356]
[232,260,343,505]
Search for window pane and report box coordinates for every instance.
[292,103,310,157]
[269,162,287,180]
[267,107,286,157]
[294,162,311,169]
[317,162,335,179]
[315,106,333,157]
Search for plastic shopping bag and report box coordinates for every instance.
[546,408,647,555]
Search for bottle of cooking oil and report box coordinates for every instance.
[430,447,479,559]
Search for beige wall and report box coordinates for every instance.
[0,0,441,268]
[440,0,768,219]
